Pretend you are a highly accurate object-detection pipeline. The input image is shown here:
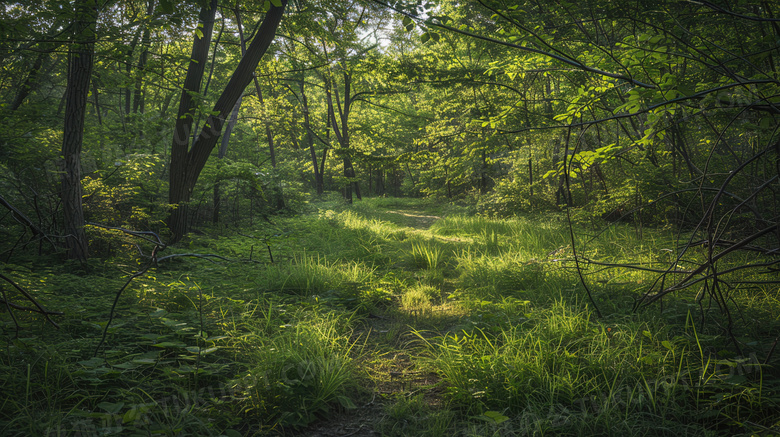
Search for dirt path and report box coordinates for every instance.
[384,210,441,229]
[292,207,448,436]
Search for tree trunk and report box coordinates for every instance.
[60,0,98,261]
[168,0,218,242]
[124,26,141,124]
[326,72,361,203]
[168,1,287,242]
[10,51,49,111]
[212,96,242,224]
[301,79,322,195]
[252,77,285,210]
[132,0,155,120]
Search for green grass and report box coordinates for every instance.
[1,196,779,436]
[240,308,361,429]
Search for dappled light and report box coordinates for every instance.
[2,1,780,435]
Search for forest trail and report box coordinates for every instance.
[296,205,454,437]
[384,210,441,229]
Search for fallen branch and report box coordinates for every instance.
[86,222,165,247]
[0,297,65,316]
[156,253,232,263]
[0,193,57,250]
[0,272,61,329]
[94,244,161,357]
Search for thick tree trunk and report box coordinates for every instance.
[168,0,218,242]
[61,0,98,261]
[168,1,287,242]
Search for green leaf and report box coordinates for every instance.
[661,340,674,350]
[481,410,509,424]
[195,28,203,39]
[78,357,105,368]
[270,0,282,6]
[123,408,141,424]
[149,308,167,318]
[336,395,356,409]
[97,402,124,414]
[421,32,430,43]
[153,341,187,348]
[185,346,219,354]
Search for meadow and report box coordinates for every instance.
[1,197,778,436]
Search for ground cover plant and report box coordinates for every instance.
[1,197,779,436]
[4,0,780,435]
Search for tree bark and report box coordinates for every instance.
[168,1,287,242]
[301,79,323,195]
[252,75,285,210]
[60,0,98,261]
[132,0,155,119]
[326,72,361,203]
[10,51,49,111]
[168,0,218,242]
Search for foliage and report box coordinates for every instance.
[3,0,780,434]
[1,198,779,436]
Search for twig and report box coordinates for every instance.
[86,222,165,246]
[639,224,779,305]
[580,257,694,274]
[764,337,778,365]
[0,193,57,250]
[0,272,61,329]
[85,222,168,356]
[562,126,602,318]
[0,287,20,337]
[0,298,65,316]
[94,245,160,357]
[156,253,231,263]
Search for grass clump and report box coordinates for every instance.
[260,255,382,309]
[414,297,777,435]
[410,240,445,270]
[376,394,455,437]
[239,309,362,429]
[400,284,440,316]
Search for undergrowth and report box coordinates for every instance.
[1,197,779,436]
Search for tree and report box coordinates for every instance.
[168,1,287,243]
[60,0,99,261]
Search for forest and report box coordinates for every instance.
[1,0,780,435]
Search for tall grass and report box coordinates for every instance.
[410,241,445,270]
[431,214,571,259]
[415,301,698,434]
[261,254,375,296]
[4,198,778,436]
[454,249,571,302]
[240,309,361,428]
